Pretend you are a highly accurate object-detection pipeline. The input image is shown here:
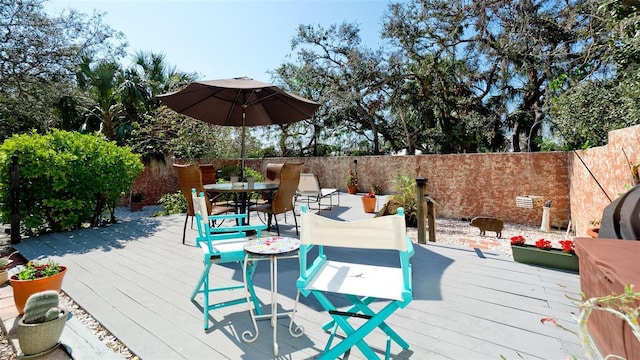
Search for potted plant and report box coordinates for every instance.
[17,290,68,357]
[384,174,419,227]
[9,260,67,314]
[131,192,144,212]
[587,219,600,238]
[346,169,358,194]
[0,251,17,285]
[510,236,579,272]
[361,190,377,213]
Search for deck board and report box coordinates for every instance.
[13,195,583,359]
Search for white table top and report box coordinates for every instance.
[243,236,300,255]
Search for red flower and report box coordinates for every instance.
[510,235,525,245]
[559,240,574,254]
[363,191,375,198]
[535,239,552,250]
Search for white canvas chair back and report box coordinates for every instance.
[192,189,209,220]
[300,207,407,251]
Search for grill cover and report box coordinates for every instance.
[598,184,640,240]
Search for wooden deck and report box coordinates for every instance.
[12,194,583,359]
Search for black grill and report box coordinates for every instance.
[599,184,640,240]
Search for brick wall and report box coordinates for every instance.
[569,125,640,236]
[129,124,640,236]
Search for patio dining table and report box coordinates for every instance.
[204,182,278,225]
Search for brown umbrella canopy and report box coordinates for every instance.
[157,76,320,177]
[157,76,319,126]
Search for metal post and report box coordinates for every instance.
[10,155,20,244]
[416,178,427,244]
[353,159,358,192]
[427,197,436,242]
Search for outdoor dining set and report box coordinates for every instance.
[175,162,413,359]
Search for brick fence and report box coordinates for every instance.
[130,125,640,237]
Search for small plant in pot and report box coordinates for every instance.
[361,189,377,213]
[0,251,17,285]
[10,260,67,314]
[131,192,144,212]
[346,169,358,194]
[18,290,68,357]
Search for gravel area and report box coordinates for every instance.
[0,208,570,359]
[409,217,571,255]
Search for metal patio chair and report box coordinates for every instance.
[190,191,268,331]
[296,173,339,212]
[296,206,414,359]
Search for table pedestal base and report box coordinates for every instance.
[242,252,303,356]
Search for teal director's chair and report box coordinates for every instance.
[190,190,267,330]
[296,206,414,359]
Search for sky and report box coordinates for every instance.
[44,0,393,83]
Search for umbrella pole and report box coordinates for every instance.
[240,108,246,180]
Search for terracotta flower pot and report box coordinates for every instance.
[587,226,599,238]
[0,268,7,286]
[10,266,67,314]
[361,197,376,213]
[347,185,358,194]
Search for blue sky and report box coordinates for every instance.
[45,0,393,82]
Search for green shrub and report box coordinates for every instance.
[153,191,187,216]
[0,130,143,234]
[389,174,418,227]
[217,164,264,182]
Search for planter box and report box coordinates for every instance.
[511,245,579,272]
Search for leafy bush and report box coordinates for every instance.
[153,191,187,216]
[0,130,143,234]
[389,174,418,227]
[216,164,264,182]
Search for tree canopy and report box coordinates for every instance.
[3,0,639,158]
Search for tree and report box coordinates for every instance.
[548,0,640,148]
[382,0,593,153]
[0,0,125,140]
[275,23,395,156]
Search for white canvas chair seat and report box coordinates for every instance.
[297,206,413,359]
[296,173,339,212]
[304,261,405,301]
[190,190,267,331]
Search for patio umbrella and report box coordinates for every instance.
[157,76,320,178]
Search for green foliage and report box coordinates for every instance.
[389,174,418,226]
[22,290,62,324]
[17,260,62,281]
[346,169,358,187]
[153,191,187,216]
[131,193,144,202]
[0,130,143,234]
[216,165,264,182]
[0,0,126,141]
[550,78,640,149]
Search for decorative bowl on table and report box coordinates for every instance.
[232,182,244,188]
